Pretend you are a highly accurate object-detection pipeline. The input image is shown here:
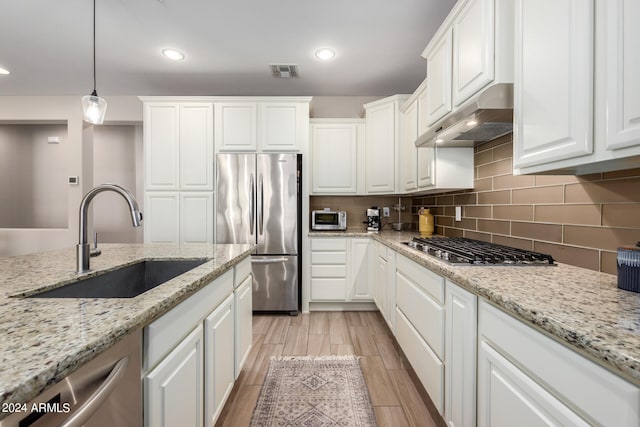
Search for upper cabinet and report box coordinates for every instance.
[215,98,311,152]
[143,101,213,191]
[363,95,409,194]
[514,1,640,174]
[310,119,365,194]
[421,0,514,131]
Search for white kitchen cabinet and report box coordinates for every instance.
[513,0,594,169]
[204,294,235,426]
[179,192,213,244]
[363,95,409,194]
[145,192,212,244]
[349,238,372,300]
[260,102,308,151]
[374,242,387,316]
[478,300,640,427]
[424,29,453,126]
[216,98,310,152]
[144,103,180,190]
[145,325,204,427]
[143,101,213,191]
[452,0,495,107]
[310,238,348,301]
[395,254,445,415]
[401,98,419,192]
[144,192,179,244]
[514,1,640,174]
[234,269,252,377]
[215,102,258,152]
[445,280,477,427]
[310,119,365,194]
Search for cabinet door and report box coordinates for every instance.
[180,192,213,244]
[445,281,477,427]
[260,103,304,151]
[144,192,179,243]
[215,103,257,151]
[311,122,360,194]
[349,238,372,300]
[204,294,235,426]
[234,274,253,377]
[417,146,435,188]
[144,103,179,190]
[375,246,387,315]
[478,339,590,427]
[403,100,418,192]
[145,325,204,427]
[513,0,594,168]
[366,102,397,193]
[417,83,430,136]
[604,0,640,151]
[179,103,213,190]
[425,29,453,126]
[452,0,495,107]
[384,249,396,333]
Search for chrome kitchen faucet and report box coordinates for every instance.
[77,184,143,272]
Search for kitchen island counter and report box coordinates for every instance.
[0,243,253,411]
[310,230,640,386]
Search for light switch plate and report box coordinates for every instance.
[455,206,462,221]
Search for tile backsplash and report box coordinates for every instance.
[412,134,640,274]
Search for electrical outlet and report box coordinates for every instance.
[455,206,462,222]
[382,207,390,217]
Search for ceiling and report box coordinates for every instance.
[0,0,456,97]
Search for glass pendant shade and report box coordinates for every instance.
[82,91,107,124]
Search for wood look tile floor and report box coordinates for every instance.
[214,311,443,427]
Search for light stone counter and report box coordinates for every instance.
[0,243,253,411]
[310,230,640,386]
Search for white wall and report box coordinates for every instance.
[310,96,381,118]
[0,96,142,257]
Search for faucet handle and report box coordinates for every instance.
[90,232,102,257]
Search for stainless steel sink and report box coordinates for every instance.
[28,259,208,298]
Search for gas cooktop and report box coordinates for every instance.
[403,237,556,266]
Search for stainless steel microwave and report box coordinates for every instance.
[311,210,347,231]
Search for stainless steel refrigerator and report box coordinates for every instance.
[216,153,301,315]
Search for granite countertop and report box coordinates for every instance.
[0,243,253,411]
[310,229,640,386]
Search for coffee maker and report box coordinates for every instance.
[367,207,381,232]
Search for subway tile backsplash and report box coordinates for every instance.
[412,134,640,274]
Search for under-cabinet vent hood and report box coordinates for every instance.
[415,83,514,148]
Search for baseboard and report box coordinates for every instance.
[306,301,377,312]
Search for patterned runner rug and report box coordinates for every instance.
[250,356,377,426]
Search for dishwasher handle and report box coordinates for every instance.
[60,356,129,427]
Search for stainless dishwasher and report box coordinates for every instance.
[0,329,142,427]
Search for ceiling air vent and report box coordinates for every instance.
[271,64,299,78]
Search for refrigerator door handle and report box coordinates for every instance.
[249,173,255,235]
[252,257,289,264]
[258,174,264,236]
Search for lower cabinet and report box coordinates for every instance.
[445,280,477,427]
[478,300,640,427]
[309,237,373,303]
[145,325,204,427]
[144,191,213,244]
[143,261,252,427]
[204,294,235,426]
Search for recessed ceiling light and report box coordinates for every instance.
[0,67,10,75]
[162,49,185,61]
[315,48,335,61]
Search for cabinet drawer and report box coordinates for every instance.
[144,269,234,372]
[311,251,347,265]
[396,308,444,415]
[376,243,388,260]
[310,278,346,300]
[396,254,444,304]
[234,257,251,288]
[396,270,445,359]
[479,300,640,426]
[311,238,347,251]
[311,264,347,278]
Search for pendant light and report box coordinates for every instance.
[82,0,107,124]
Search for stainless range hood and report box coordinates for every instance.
[415,83,514,147]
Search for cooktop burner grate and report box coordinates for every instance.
[404,237,555,266]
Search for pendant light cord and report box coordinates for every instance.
[91,0,97,95]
